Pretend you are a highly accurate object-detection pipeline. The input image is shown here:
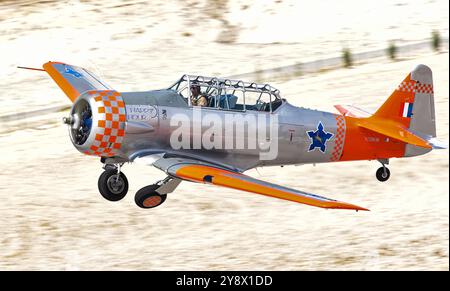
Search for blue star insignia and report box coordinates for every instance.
[64,65,82,78]
[307,122,334,153]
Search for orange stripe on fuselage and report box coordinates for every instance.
[43,62,80,102]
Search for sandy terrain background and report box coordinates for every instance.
[1,0,449,115]
[0,0,448,270]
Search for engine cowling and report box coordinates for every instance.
[65,90,126,157]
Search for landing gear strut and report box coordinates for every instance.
[134,177,181,209]
[98,164,129,201]
[376,159,390,182]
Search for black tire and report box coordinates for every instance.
[376,167,391,182]
[98,169,129,201]
[135,185,167,209]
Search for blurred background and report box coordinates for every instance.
[0,0,448,270]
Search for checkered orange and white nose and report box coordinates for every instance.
[84,90,126,157]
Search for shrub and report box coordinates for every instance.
[342,48,353,68]
[432,30,441,52]
[387,41,397,61]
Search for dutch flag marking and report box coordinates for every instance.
[402,102,414,118]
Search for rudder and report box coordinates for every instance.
[408,64,436,138]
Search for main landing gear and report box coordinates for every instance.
[135,177,181,209]
[97,164,181,208]
[134,185,167,209]
[376,159,390,182]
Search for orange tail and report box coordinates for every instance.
[373,64,435,135]
[357,65,439,154]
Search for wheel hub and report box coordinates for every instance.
[107,175,125,194]
[143,196,162,207]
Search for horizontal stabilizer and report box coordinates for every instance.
[358,118,432,149]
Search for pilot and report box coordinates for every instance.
[190,84,208,107]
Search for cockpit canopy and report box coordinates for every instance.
[168,75,284,112]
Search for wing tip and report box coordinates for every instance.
[329,201,370,212]
[355,206,370,212]
[42,61,67,70]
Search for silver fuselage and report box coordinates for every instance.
[113,90,343,172]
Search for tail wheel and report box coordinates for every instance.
[98,169,129,201]
[135,185,167,209]
[376,167,390,182]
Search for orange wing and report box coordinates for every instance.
[43,61,112,102]
[155,159,368,211]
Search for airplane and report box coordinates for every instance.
[22,62,446,211]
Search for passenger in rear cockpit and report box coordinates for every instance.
[190,84,208,107]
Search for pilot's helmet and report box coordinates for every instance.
[190,82,201,95]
